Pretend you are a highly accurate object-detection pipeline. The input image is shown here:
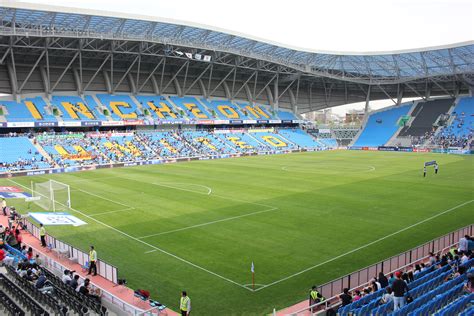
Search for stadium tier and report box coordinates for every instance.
[0,94,297,125]
[0,128,337,172]
[398,99,454,137]
[353,103,412,147]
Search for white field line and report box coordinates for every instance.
[281,165,376,173]
[254,199,474,292]
[138,206,278,239]
[71,187,134,209]
[144,249,157,254]
[8,178,253,292]
[58,176,119,183]
[89,207,135,217]
[152,182,212,195]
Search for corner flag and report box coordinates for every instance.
[251,262,255,290]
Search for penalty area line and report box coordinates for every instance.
[8,178,253,292]
[254,199,473,292]
[137,206,278,239]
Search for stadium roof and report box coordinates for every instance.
[0,2,473,112]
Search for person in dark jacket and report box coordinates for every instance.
[378,272,389,288]
[392,272,409,311]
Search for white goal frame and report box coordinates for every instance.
[31,180,71,212]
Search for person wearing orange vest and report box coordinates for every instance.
[88,245,97,276]
[180,291,191,316]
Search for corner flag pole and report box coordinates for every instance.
[251,262,255,290]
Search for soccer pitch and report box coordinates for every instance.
[2,150,473,315]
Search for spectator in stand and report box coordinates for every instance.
[460,252,469,265]
[0,244,5,262]
[35,271,54,293]
[352,290,361,301]
[459,235,470,253]
[62,269,72,284]
[464,273,474,294]
[392,271,409,311]
[380,286,394,305]
[70,274,80,290]
[388,273,397,286]
[14,229,22,250]
[0,224,4,239]
[79,278,101,301]
[26,247,33,260]
[378,272,388,288]
[339,288,352,306]
[428,252,437,266]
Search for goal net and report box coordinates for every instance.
[32,180,71,211]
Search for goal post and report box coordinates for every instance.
[32,180,71,212]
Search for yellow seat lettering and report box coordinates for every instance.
[184,103,208,119]
[217,105,239,119]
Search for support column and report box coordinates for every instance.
[364,85,371,115]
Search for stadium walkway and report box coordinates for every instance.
[0,215,178,315]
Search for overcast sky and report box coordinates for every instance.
[10,0,474,113]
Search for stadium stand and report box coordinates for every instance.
[399,99,454,137]
[337,255,474,316]
[0,137,51,172]
[353,104,412,147]
[430,96,473,148]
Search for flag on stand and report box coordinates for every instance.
[251,261,255,290]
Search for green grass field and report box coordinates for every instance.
[1,150,473,315]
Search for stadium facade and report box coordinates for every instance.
[0,2,473,115]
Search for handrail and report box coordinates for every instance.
[285,224,473,315]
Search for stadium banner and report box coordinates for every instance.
[413,148,430,153]
[214,120,229,124]
[281,120,293,124]
[348,146,362,150]
[81,120,101,126]
[0,122,7,127]
[35,122,58,127]
[88,132,134,138]
[230,120,243,124]
[378,146,399,151]
[29,212,87,226]
[7,122,35,128]
[101,120,124,126]
[269,120,282,124]
[318,128,331,133]
[123,119,144,126]
[398,147,413,152]
[198,120,215,125]
[257,120,269,124]
[243,120,257,124]
[58,121,82,127]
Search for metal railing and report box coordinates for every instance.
[23,219,118,284]
[287,224,473,315]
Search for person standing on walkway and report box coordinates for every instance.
[180,291,191,316]
[39,223,47,247]
[1,198,6,216]
[88,246,97,276]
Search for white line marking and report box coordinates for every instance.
[8,178,253,292]
[89,207,135,217]
[254,199,474,292]
[152,182,212,195]
[59,176,118,183]
[144,249,157,254]
[72,187,134,208]
[281,164,376,173]
[138,206,278,239]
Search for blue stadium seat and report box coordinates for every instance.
[354,103,412,147]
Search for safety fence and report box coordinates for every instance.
[288,224,473,315]
[23,219,119,284]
